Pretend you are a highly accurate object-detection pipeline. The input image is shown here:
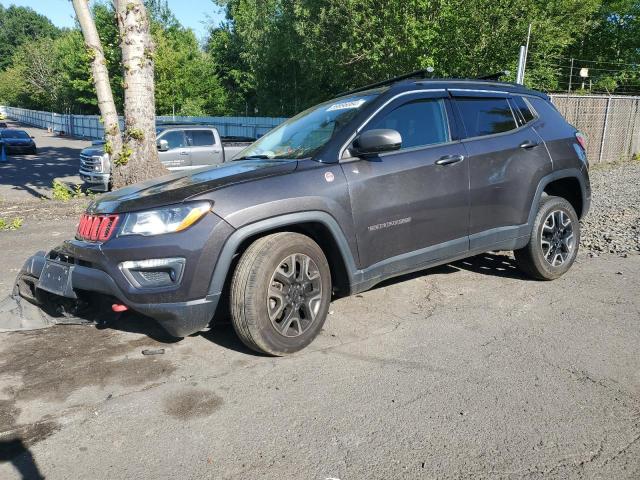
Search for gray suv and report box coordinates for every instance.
[79,124,252,191]
[17,73,590,355]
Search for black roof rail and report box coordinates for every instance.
[338,68,435,97]
[477,70,511,81]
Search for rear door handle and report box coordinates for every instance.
[520,140,539,149]
[435,154,465,166]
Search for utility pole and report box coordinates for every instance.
[516,46,526,84]
[568,58,574,94]
[522,23,531,80]
[516,23,532,85]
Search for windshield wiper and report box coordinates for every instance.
[234,154,272,160]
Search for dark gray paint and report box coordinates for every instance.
[18,78,591,337]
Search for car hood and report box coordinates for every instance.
[88,159,298,214]
[81,146,105,157]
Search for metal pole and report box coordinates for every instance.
[599,96,612,164]
[516,46,526,84]
[522,23,532,81]
[568,58,574,94]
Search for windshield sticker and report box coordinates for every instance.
[326,99,366,112]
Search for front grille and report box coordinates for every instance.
[76,213,119,242]
[80,154,102,172]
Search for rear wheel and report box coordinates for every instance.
[514,196,580,280]
[230,232,332,355]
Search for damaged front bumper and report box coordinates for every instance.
[14,251,220,337]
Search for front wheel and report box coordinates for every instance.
[514,195,580,280]
[230,232,332,355]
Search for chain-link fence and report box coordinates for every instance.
[550,94,640,164]
[0,106,287,141]
[2,97,639,164]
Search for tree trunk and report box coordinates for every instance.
[72,0,122,165]
[112,0,167,189]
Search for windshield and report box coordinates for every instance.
[236,93,380,160]
[1,130,29,139]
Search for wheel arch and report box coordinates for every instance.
[528,169,590,224]
[207,212,359,299]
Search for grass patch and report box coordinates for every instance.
[0,217,23,231]
[52,180,89,201]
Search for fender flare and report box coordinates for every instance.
[207,211,358,296]
[526,168,591,226]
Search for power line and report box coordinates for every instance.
[535,54,640,68]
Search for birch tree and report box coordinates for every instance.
[112,0,166,188]
[71,0,122,167]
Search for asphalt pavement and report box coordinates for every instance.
[0,120,89,202]
[0,214,638,479]
[0,123,638,479]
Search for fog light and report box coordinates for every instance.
[119,257,185,289]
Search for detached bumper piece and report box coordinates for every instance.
[14,251,220,338]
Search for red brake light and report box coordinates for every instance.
[575,131,587,152]
[76,213,119,242]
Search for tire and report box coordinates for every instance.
[514,195,580,280]
[230,232,332,355]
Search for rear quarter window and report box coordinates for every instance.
[512,96,536,125]
[455,97,517,138]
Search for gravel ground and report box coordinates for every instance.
[581,161,640,256]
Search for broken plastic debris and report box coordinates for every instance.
[142,348,165,356]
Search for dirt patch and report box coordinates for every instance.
[163,389,223,420]
[0,198,89,222]
[0,400,60,460]
[0,325,176,435]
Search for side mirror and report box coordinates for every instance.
[30,135,35,139]
[157,139,169,152]
[351,129,402,157]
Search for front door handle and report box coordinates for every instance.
[179,150,189,156]
[520,140,539,149]
[436,154,465,166]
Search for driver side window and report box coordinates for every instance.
[160,130,186,150]
[364,99,450,150]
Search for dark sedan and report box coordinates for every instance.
[0,128,37,154]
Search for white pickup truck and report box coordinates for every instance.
[79,124,254,191]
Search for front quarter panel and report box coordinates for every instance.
[199,160,359,266]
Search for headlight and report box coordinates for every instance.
[120,201,212,236]
[93,155,104,171]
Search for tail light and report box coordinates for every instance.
[76,213,119,242]
[575,131,587,152]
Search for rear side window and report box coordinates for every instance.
[365,99,450,150]
[512,96,535,125]
[455,97,517,137]
[188,129,215,147]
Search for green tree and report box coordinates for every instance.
[154,25,228,116]
[565,0,640,94]
[0,5,60,70]
[209,0,602,116]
